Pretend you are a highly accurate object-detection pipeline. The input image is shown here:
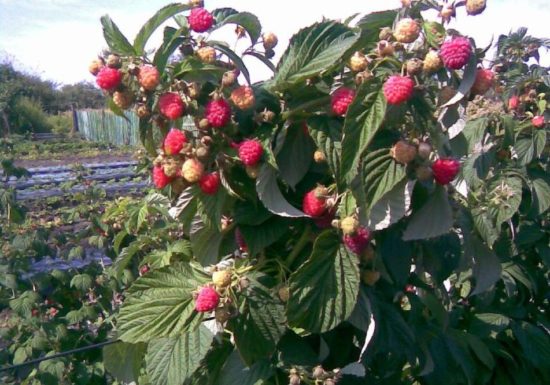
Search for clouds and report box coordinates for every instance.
[0,0,548,85]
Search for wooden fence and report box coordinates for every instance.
[76,110,140,146]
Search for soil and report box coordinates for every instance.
[15,153,135,168]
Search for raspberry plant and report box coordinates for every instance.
[90,1,550,384]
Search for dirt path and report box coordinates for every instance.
[15,153,135,168]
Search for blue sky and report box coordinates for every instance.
[1,0,549,85]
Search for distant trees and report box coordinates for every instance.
[0,61,105,135]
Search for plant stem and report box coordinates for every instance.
[284,225,312,270]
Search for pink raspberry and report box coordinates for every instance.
[163,128,187,155]
[152,165,172,189]
[159,92,185,120]
[238,139,264,166]
[440,37,472,70]
[532,115,545,128]
[205,99,231,128]
[198,172,220,195]
[470,68,494,95]
[188,8,214,33]
[138,65,160,91]
[303,186,328,217]
[344,226,372,255]
[96,67,122,90]
[235,228,248,252]
[195,286,220,312]
[331,87,355,116]
[383,75,414,105]
[508,95,519,111]
[432,158,460,185]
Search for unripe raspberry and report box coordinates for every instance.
[440,37,472,70]
[231,86,255,110]
[361,270,381,286]
[189,0,203,7]
[222,70,237,87]
[195,146,209,161]
[278,286,290,302]
[198,172,220,195]
[197,46,216,64]
[302,186,328,217]
[259,109,276,123]
[383,75,414,105]
[349,51,368,72]
[137,65,160,91]
[212,270,232,288]
[417,142,432,160]
[205,99,231,128]
[198,118,210,130]
[106,54,121,68]
[214,305,232,323]
[532,115,545,128]
[96,67,122,90]
[377,40,395,57]
[390,141,417,164]
[238,139,264,166]
[313,150,326,163]
[471,68,495,95]
[181,158,204,183]
[331,87,356,116]
[466,0,486,16]
[188,8,214,32]
[187,82,200,99]
[195,286,220,312]
[379,27,393,41]
[262,32,278,50]
[340,216,359,235]
[163,128,187,155]
[112,90,134,110]
[162,157,180,178]
[136,104,151,118]
[432,158,460,185]
[406,58,424,76]
[439,5,456,22]
[423,50,443,73]
[88,59,104,76]
[159,92,185,120]
[289,374,301,385]
[245,165,260,179]
[400,0,412,6]
[416,165,433,182]
[344,226,371,255]
[312,366,325,380]
[355,69,373,85]
[394,18,420,43]
[152,165,172,189]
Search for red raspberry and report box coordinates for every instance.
[235,228,248,252]
[383,75,414,105]
[188,8,214,33]
[152,165,173,189]
[471,68,494,95]
[205,99,231,128]
[96,67,122,90]
[199,172,220,195]
[195,286,220,312]
[508,95,519,111]
[138,65,160,91]
[432,158,460,185]
[159,92,185,120]
[331,87,355,116]
[532,115,545,128]
[344,226,371,255]
[238,139,263,166]
[440,37,472,70]
[163,128,187,155]
[303,186,328,217]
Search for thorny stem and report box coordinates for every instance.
[284,225,312,270]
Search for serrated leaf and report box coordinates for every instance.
[472,208,499,247]
[197,188,227,230]
[228,280,286,365]
[340,80,387,183]
[532,178,550,214]
[403,185,453,241]
[189,216,224,266]
[288,231,360,333]
[117,262,210,343]
[103,342,146,384]
[368,179,415,230]
[441,53,478,107]
[145,325,213,385]
[219,351,272,385]
[154,25,188,73]
[487,176,522,227]
[213,10,261,45]
[512,322,550,369]
[465,236,501,295]
[100,15,136,55]
[239,216,290,256]
[422,21,446,48]
[272,21,359,90]
[276,123,314,189]
[70,274,93,291]
[256,164,306,218]
[134,3,190,55]
[355,10,396,42]
[137,205,149,231]
[307,116,342,183]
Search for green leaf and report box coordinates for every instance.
[356,10,397,42]
[154,26,188,73]
[465,236,501,295]
[197,187,227,231]
[239,216,290,256]
[472,208,499,247]
[213,10,262,45]
[134,3,191,55]
[256,164,307,218]
[276,123,314,189]
[70,274,93,291]
[103,342,146,384]
[145,325,214,385]
[512,322,550,369]
[440,53,478,107]
[403,185,453,241]
[137,205,149,231]
[100,15,136,55]
[9,291,39,318]
[189,216,224,266]
[228,279,286,365]
[288,231,360,333]
[219,351,272,385]
[422,21,446,48]
[462,333,495,369]
[367,179,415,230]
[117,262,210,343]
[210,42,251,85]
[487,176,522,228]
[341,80,387,183]
[531,178,550,215]
[307,116,342,183]
[272,21,359,90]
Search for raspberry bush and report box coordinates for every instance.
[86,1,550,384]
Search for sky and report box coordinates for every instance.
[0,0,549,86]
